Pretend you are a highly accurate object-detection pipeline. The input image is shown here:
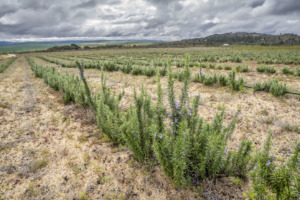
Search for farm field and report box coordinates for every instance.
[1,47,300,199]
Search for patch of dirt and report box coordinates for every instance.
[0,54,16,58]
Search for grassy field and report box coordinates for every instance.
[1,47,299,199]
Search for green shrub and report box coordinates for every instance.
[224,65,232,70]
[144,67,156,77]
[0,57,17,73]
[256,65,276,74]
[121,87,155,162]
[131,66,144,75]
[228,71,244,91]
[153,56,251,186]
[96,72,124,144]
[282,66,294,75]
[240,66,249,72]
[296,68,300,76]
[254,79,287,97]
[120,63,132,74]
[246,132,300,200]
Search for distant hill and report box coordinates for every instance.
[0,40,161,53]
[153,32,300,47]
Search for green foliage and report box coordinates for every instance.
[236,65,249,72]
[121,87,155,162]
[26,56,88,107]
[256,65,276,74]
[282,66,294,75]
[228,71,244,91]
[77,61,97,111]
[224,65,232,70]
[254,79,287,97]
[131,66,144,75]
[153,56,251,186]
[144,67,156,77]
[0,57,17,73]
[247,132,300,199]
[120,62,132,74]
[296,68,300,76]
[96,72,124,144]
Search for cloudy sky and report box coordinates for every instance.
[0,0,299,42]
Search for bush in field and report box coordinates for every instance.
[281,66,294,75]
[102,61,119,72]
[253,79,287,97]
[296,68,300,76]
[153,56,252,186]
[97,72,124,144]
[200,63,208,68]
[120,62,132,74]
[121,87,156,162]
[158,66,168,76]
[144,67,156,77]
[256,65,276,74]
[131,66,144,75]
[224,65,232,70]
[218,74,228,86]
[228,71,244,91]
[208,63,216,69]
[217,65,223,70]
[203,74,218,86]
[245,133,300,200]
[236,65,249,73]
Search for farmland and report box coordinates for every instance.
[1,46,300,199]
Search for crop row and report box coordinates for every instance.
[26,56,300,199]
[49,48,300,65]
[37,55,295,97]
[0,57,17,73]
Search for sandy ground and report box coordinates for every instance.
[0,56,255,199]
[0,54,16,59]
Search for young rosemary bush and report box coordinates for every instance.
[96,72,125,144]
[121,87,156,162]
[131,66,144,76]
[0,57,17,73]
[236,65,249,73]
[281,66,294,75]
[228,71,244,91]
[253,79,287,97]
[245,133,300,199]
[224,65,232,70]
[153,56,252,186]
[102,61,119,72]
[256,65,276,74]
[296,68,300,76]
[144,67,156,77]
[120,62,132,74]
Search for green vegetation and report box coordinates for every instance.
[0,57,17,73]
[26,55,300,199]
[256,65,276,74]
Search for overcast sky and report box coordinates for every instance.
[0,0,299,42]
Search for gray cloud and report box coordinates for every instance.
[0,0,299,41]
